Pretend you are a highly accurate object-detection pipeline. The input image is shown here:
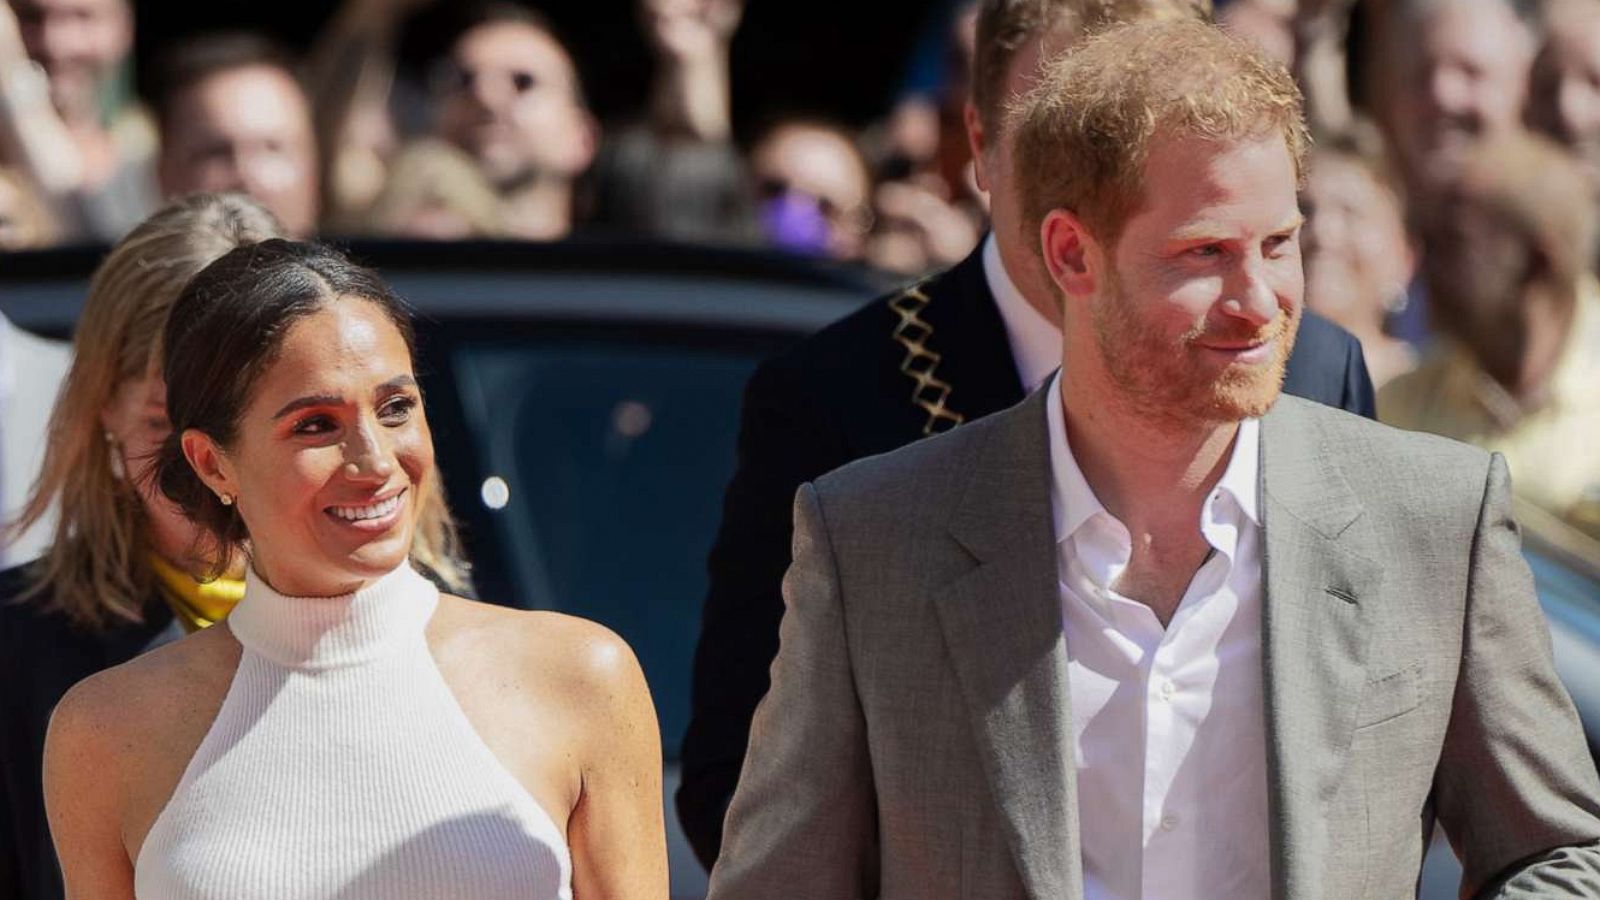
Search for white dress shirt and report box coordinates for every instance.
[1044,372,1271,899]
[982,233,1061,393]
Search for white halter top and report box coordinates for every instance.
[134,563,572,899]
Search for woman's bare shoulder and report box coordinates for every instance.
[49,625,240,751]
[432,596,649,707]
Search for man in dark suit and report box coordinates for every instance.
[677,0,1376,867]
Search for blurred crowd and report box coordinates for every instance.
[0,0,987,276]
[1,0,1599,539]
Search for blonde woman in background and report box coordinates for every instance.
[0,192,472,900]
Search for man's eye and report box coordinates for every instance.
[1189,244,1223,258]
[511,71,537,93]
[1265,235,1298,258]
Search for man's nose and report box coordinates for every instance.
[1224,256,1280,328]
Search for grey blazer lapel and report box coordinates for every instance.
[1259,399,1382,900]
[936,389,1081,900]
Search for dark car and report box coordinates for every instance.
[4,239,1597,899]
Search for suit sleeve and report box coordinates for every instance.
[705,483,879,900]
[1433,453,1600,896]
[677,358,852,869]
[1342,334,1377,420]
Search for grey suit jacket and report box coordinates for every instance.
[707,389,1600,900]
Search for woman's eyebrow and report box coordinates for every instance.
[375,375,418,394]
[272,394,343,420]
[273,377,418,420]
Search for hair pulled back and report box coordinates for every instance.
[153,239,417,553]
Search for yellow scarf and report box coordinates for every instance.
[149,555,246,633]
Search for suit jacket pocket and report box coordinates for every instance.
[1355,664,1421,729]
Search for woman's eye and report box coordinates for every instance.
[293,415,336,435]
[1189,244,1223,259]
[380,397,417,423]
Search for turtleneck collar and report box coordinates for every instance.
[229,562,439,671]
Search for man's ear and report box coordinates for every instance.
[181,429,236,503]
[964,101,992,194]
[1040,208,1099,301]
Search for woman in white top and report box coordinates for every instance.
[42,239,668,899]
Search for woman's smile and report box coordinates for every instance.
[324,487,408,532]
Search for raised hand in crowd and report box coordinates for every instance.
[305,0,439,230]
[0,0,155,242]
[641,0,741,140]
[0,1,90,241]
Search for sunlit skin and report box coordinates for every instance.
[157,65,320,238]
[99,372,218,574]
[1039,130,1303,623]
[437,21,596,189]
[42,299,668,899]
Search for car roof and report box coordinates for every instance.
[0,238,892,339]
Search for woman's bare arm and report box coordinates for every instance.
[564,624,669,900]
[42,676,137,900]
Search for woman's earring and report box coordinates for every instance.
[105,432,126,482]
[219,492,235,507]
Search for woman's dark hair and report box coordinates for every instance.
[154,239,417,555]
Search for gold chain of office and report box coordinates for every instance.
[889,283,966,436]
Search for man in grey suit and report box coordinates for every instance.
[707,20,1600,900]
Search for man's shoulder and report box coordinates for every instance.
[1295,310,1358,350]
[1282,311,1372,414]
[754,293,897,393]
[810,392,1034,516]
[1272,394,1494,505]
[755,255,989,387]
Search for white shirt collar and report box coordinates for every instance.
[981,233,1061,394]
[1044,370,1261,554]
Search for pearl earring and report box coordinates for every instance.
[219,493,235,507]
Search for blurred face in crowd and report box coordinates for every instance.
[751,123,873,261]
[185,300,432,597]
[1048,131,1304,426]
[436,21,596,190]
[1528,0,1600,184]
[157,64,320,238]
[9,0,131,121]
[1218,0,1295,66]
[100,371,210,570]
[1302,152,1414,332]
[1383,0,1533,190]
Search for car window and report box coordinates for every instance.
[449,336,760,759]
